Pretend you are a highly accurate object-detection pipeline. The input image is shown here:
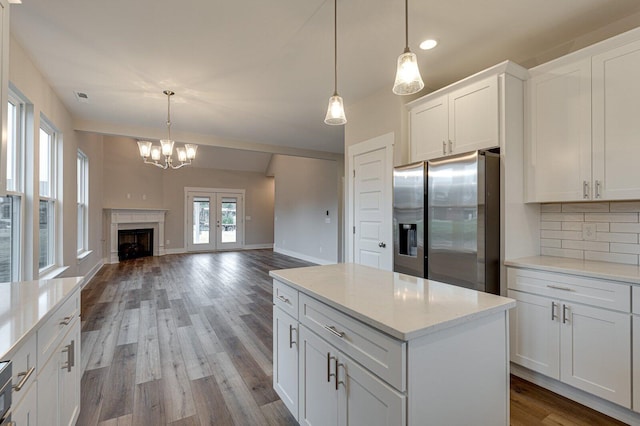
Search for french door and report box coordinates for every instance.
[186,190,244,252]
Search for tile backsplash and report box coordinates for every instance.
[540,202,640,265]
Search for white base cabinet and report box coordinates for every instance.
[508,268,631,408]
[273,306,298,420]
[12,380,37,426]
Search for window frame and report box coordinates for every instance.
[38,117,57,273]
[77,149,89,256]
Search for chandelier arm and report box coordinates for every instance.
[143,159,168,169]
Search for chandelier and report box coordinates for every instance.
[137,90,198,169]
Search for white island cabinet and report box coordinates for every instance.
[0,277,83,426]
[271,263,515,426]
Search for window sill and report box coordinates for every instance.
[39,266,69,280]
[77,250,93,263]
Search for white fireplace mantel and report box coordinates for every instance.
[104,208,168,264]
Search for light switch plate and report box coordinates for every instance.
[583,223,597,241]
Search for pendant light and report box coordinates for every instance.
[324,0,347,125]
[392,0,424,95]
[137,90,198,169]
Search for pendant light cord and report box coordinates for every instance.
[333,0,338,96]
[404,0,410,53]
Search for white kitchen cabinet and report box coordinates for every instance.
[298,325,404,426]
[526,59,592,202]
[508,268,631,408]
[59,319,80,426]
[408,62,524,163]
[273,306,298,420]
[526,28,640,202]
[633,288,640,413]
[12,379,37,426]
[592,38,640,200]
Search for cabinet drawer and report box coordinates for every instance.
[299,293,406,391]
[273,280,298,319]
[9,332,37,408]
[38,290,80,369]
[633,286,640,314]
[507,268,630,312]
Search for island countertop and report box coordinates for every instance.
[0,276,84,360]
[269,263,515,341]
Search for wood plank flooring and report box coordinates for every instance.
[78,250,627,426]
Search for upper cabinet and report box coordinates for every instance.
[408,62,522,162]
[526,28,640,202]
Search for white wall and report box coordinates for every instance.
[9,36,104,280]
[268,155,339,264]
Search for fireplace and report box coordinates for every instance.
[118,228,153,261]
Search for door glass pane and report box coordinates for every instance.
[221,198,237,243]
[192,197,210,244]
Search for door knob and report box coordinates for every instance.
[378,242,386,248]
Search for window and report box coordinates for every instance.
[39,119,56,271]
[0,90,26,281]
[77,150,88,255]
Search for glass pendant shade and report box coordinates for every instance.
[176,147,187,162]
[324,94,347,125]
[150,146,162,161]
[137,140,152,158]
[185,144,198,160]
[392,50,424,95]
[160,139,174,156]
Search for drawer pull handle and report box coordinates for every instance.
[13,366,35,392]
[277,295,291,305]
[60,316,73,326]
[546,285,574,292]
[324,325,345,338]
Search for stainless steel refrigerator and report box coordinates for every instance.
[393,150,500,294]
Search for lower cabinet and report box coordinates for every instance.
[298,326,404,426]
[508,268,632,408]
[12,380,37,426]
[273,306,298,420]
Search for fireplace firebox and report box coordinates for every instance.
[118,228,153,261]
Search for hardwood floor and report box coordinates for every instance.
[78,250,627,426]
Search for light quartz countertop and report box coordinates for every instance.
[505,256,640,284]
[0,277,84,360]
[269,263,515,341]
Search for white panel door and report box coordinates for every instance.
[508,290,560,379]
[298,326,339,426]
[215,193,243,250]
[273,306,298,420]
[449,75,499,154]
[187,192,216,251]
[560,302,631,407]
[410,94,448,161]
[592,39,640,200]
[527,59,592,202]
[337,352,405,426]
[353,148,392,270]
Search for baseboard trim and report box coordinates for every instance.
[274,247,336,265]
[166,244,273,255]
[510,363,640,424]
[165,248,187,255]
[81,260,104,290]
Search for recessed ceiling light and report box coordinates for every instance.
[419,39,438,50]
[74,91,89,103]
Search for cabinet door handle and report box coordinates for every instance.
[289,324,296,349]
[60,316,73,326]
[323,325,345,338]
[327,352,336,384]
[70,339,76,368]
[583,181,589,199]
[277,295,290,305]
[442,141,446,155]
[546,285,574,292]
[12,366,35,392]
[551,301,558,321]
[562,304,570,324]
[61,340,74,372]
[448,140,453,153]
[335,358,342,391]
[595,180,602,199]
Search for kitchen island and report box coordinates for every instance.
[270,263,515,426]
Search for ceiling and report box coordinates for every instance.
[9,0,640,155]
